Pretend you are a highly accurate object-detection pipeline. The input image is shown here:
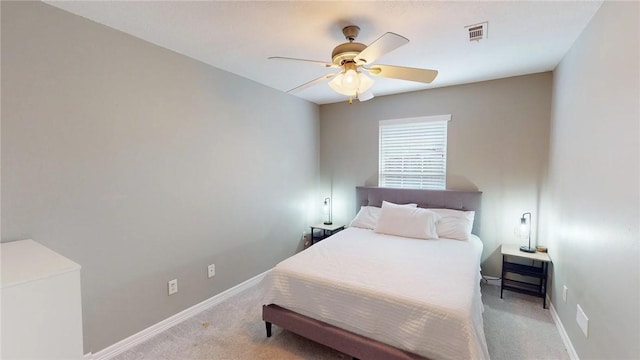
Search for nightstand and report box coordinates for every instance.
[500,244,551,308]
[310,223,345,245]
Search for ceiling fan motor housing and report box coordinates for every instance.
[332,42,367,65]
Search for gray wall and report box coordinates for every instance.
[319,73,552,276]
[540,1,639,358]
[1,2,319,353]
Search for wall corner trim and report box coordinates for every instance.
[548,295,580,360]
[85,270,270,360]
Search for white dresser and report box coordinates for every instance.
[1,239,84,359]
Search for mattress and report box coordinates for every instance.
[262,227,489,360]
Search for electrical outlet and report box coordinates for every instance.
[208,264,215,278]
[563,285,568,303]
[168,279,178,295]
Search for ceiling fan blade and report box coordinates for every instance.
[358,91,374,102]
[287,73,338,93]
[366,64,438,84]
[268,56,337,68]
[353,32,409,65]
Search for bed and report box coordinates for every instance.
[261,186,488,360]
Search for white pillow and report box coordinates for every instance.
[374,202,439,240]
[349,206,382,230]
[430,208,475,240]
[382,200,418,208]
[349,202,417,230]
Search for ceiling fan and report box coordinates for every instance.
[269,25,438,103]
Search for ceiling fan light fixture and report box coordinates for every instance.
[270,25,434,102]
[341,68,360,90]
[328,71,373,97]
[328,74,349,95]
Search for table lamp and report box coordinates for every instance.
[323,197,332,225]
[520,212,536,253]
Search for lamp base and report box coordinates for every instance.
[323,221,333,225]
[519,246,536,253]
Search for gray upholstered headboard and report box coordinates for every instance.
[355,186,482,235]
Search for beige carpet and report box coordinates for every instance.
[112,282,569,360]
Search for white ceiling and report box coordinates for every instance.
[45,1,602,105]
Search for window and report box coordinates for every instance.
[378,115,450,189]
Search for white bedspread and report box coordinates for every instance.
[262,227,489,360]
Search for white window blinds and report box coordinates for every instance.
[379,115,450,190]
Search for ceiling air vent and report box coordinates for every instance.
[466,22,488,42]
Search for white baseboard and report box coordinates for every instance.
[84,270,269,360]
[548,295,579,360]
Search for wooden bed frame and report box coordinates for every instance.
[262,186,483,359]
